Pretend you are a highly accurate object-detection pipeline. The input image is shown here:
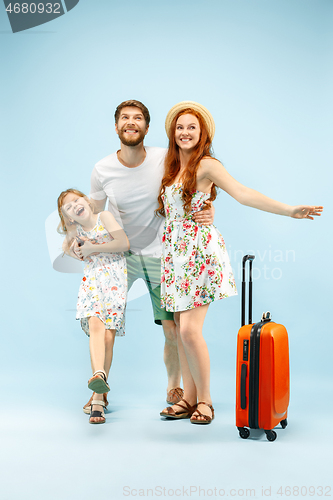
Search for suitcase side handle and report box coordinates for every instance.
[240,363,247,409]
[241,255,255,326]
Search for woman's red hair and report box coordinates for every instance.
[155,108,217,217]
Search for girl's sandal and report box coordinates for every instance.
[89,399,106,424]
[88,370,110,394]
[160,399,197,419]
[83,392,109,414]
[190,402,215,425]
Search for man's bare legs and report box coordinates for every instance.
[161,319,182,395]
[161,305,212,421]
[88,317,116,423]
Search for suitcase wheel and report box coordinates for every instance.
[280,419,288,429]
[238,427,250,439]
[265,430,277,442]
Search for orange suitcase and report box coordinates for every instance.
[236,255,289,441]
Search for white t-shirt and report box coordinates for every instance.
[90,146,167,257]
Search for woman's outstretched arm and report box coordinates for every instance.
[201,158,323,219]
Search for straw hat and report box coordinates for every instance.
[165,101,215,141]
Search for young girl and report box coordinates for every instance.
[57,188,129,424]
[156,101,323,424]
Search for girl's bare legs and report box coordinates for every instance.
[88,316,116,423]
[89,316,106,370]
[104,329,116,378]
[89,327,116,378]
[162,304,212,421]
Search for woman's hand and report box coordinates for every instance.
[290,206,323,220]
[192,201,215,225]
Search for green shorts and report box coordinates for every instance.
[125,252,174,325]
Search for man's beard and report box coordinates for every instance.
[118,127,146,147]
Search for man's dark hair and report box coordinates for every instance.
[114,100,150,126]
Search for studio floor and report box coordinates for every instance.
[2,371,332,500]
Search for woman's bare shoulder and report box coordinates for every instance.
[199,157,223,175]
[201,156,223,167]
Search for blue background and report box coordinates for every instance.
[1,1,332,499]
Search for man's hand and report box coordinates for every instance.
[192,201,215,226]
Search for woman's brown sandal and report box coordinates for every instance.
[190,402,215,425]
[88,370,110,394]
[160,399,197,419]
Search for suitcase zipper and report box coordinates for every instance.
[249,322,264,429]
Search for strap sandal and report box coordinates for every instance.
[166,387,184,405]
[160,399,197,419]
[88,370,110,394]
[190,401,215,425]
[83,392,109,414]
[89,399,106,424]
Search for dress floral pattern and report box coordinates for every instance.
[76,213,127,336]
[161,184,237,312]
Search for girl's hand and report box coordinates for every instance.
[72,238,93,259]
[70,239,84,260]
[78,241,100,259]
[290,205,323,220]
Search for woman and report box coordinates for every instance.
[156,101,323,424]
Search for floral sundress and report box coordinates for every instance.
[76,213,127,336]
[161,184,237,312]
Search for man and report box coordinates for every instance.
[82,100,213,412]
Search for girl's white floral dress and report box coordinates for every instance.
[161,184,237,312]
[76,213,127,336]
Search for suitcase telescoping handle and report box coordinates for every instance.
[241,255,255,327]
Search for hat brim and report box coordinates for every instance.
[165,101,215,141]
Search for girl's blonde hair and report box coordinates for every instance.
[57,188,92,234]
